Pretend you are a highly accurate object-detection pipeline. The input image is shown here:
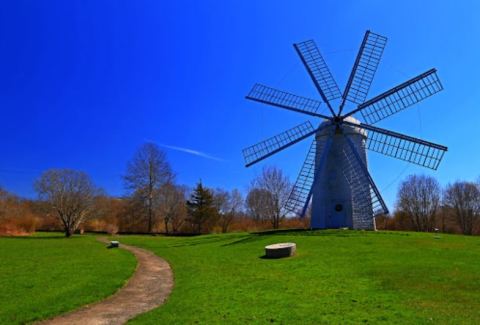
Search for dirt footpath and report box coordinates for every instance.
[40,238,173,325]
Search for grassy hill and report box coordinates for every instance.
[0,233,136,324]
[2,230,480,324]
[116,230,480,324]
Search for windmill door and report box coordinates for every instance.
[328,200,347,228]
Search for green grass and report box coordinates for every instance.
[0,233,136,324]
[115,230,480,324]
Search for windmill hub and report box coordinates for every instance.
[242,30,447,230]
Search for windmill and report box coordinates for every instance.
[242,31,447,230]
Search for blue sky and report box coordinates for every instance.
[0,0,479,210]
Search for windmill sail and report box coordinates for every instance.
[284,135,332,216]
[294,40,341,115]
[339,31,387,114]
[342,136,389,229]
[344,121,447,170]
[344,69,443,124]
[284,140,317,215]
[246,83,329,118]
[242,121,316,167]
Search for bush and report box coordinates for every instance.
[0,190,39,235]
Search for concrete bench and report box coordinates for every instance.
[265,242,296,258]
[108,241,120,248]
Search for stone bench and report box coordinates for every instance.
[265,242,296,258]
[108,241,120,248]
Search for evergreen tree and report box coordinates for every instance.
[186,181,218,233]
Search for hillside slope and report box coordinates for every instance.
[119,230,480,324]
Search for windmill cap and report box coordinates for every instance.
[317,116,367,137]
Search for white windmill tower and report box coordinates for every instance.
[243,31,447,230]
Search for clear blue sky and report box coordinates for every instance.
[1,0,479,210]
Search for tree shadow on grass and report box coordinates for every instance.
[223,229,332,247]
[223,228,384,247]
[252,228,313,236]
[1,232,86,240]
[0,235,72,240]
[252,228,405,237]
[221,235,263,246]
[171,234,248,247]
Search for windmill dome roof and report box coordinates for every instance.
[317,116,367,137]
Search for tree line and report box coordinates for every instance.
[0,143,304,237]
[376,174,480,235]
[1,143,479,237]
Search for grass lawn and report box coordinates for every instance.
[0,233,136,324]
[115,230,480,324]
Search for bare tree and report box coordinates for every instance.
[397,174,441,232]
[213,188,229,220]
[0,187,8,219]
[246,188,270,222]
[443,181,480,235]
[124,142,173,233]
[214,188,244,233]
[251,166,291,229]
[35,169,98,237]
[0,188,21,223]
[227,189,244,231]
[158,183,187,234]
[118,194,148,233]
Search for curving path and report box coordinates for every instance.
[40,238,173,325]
